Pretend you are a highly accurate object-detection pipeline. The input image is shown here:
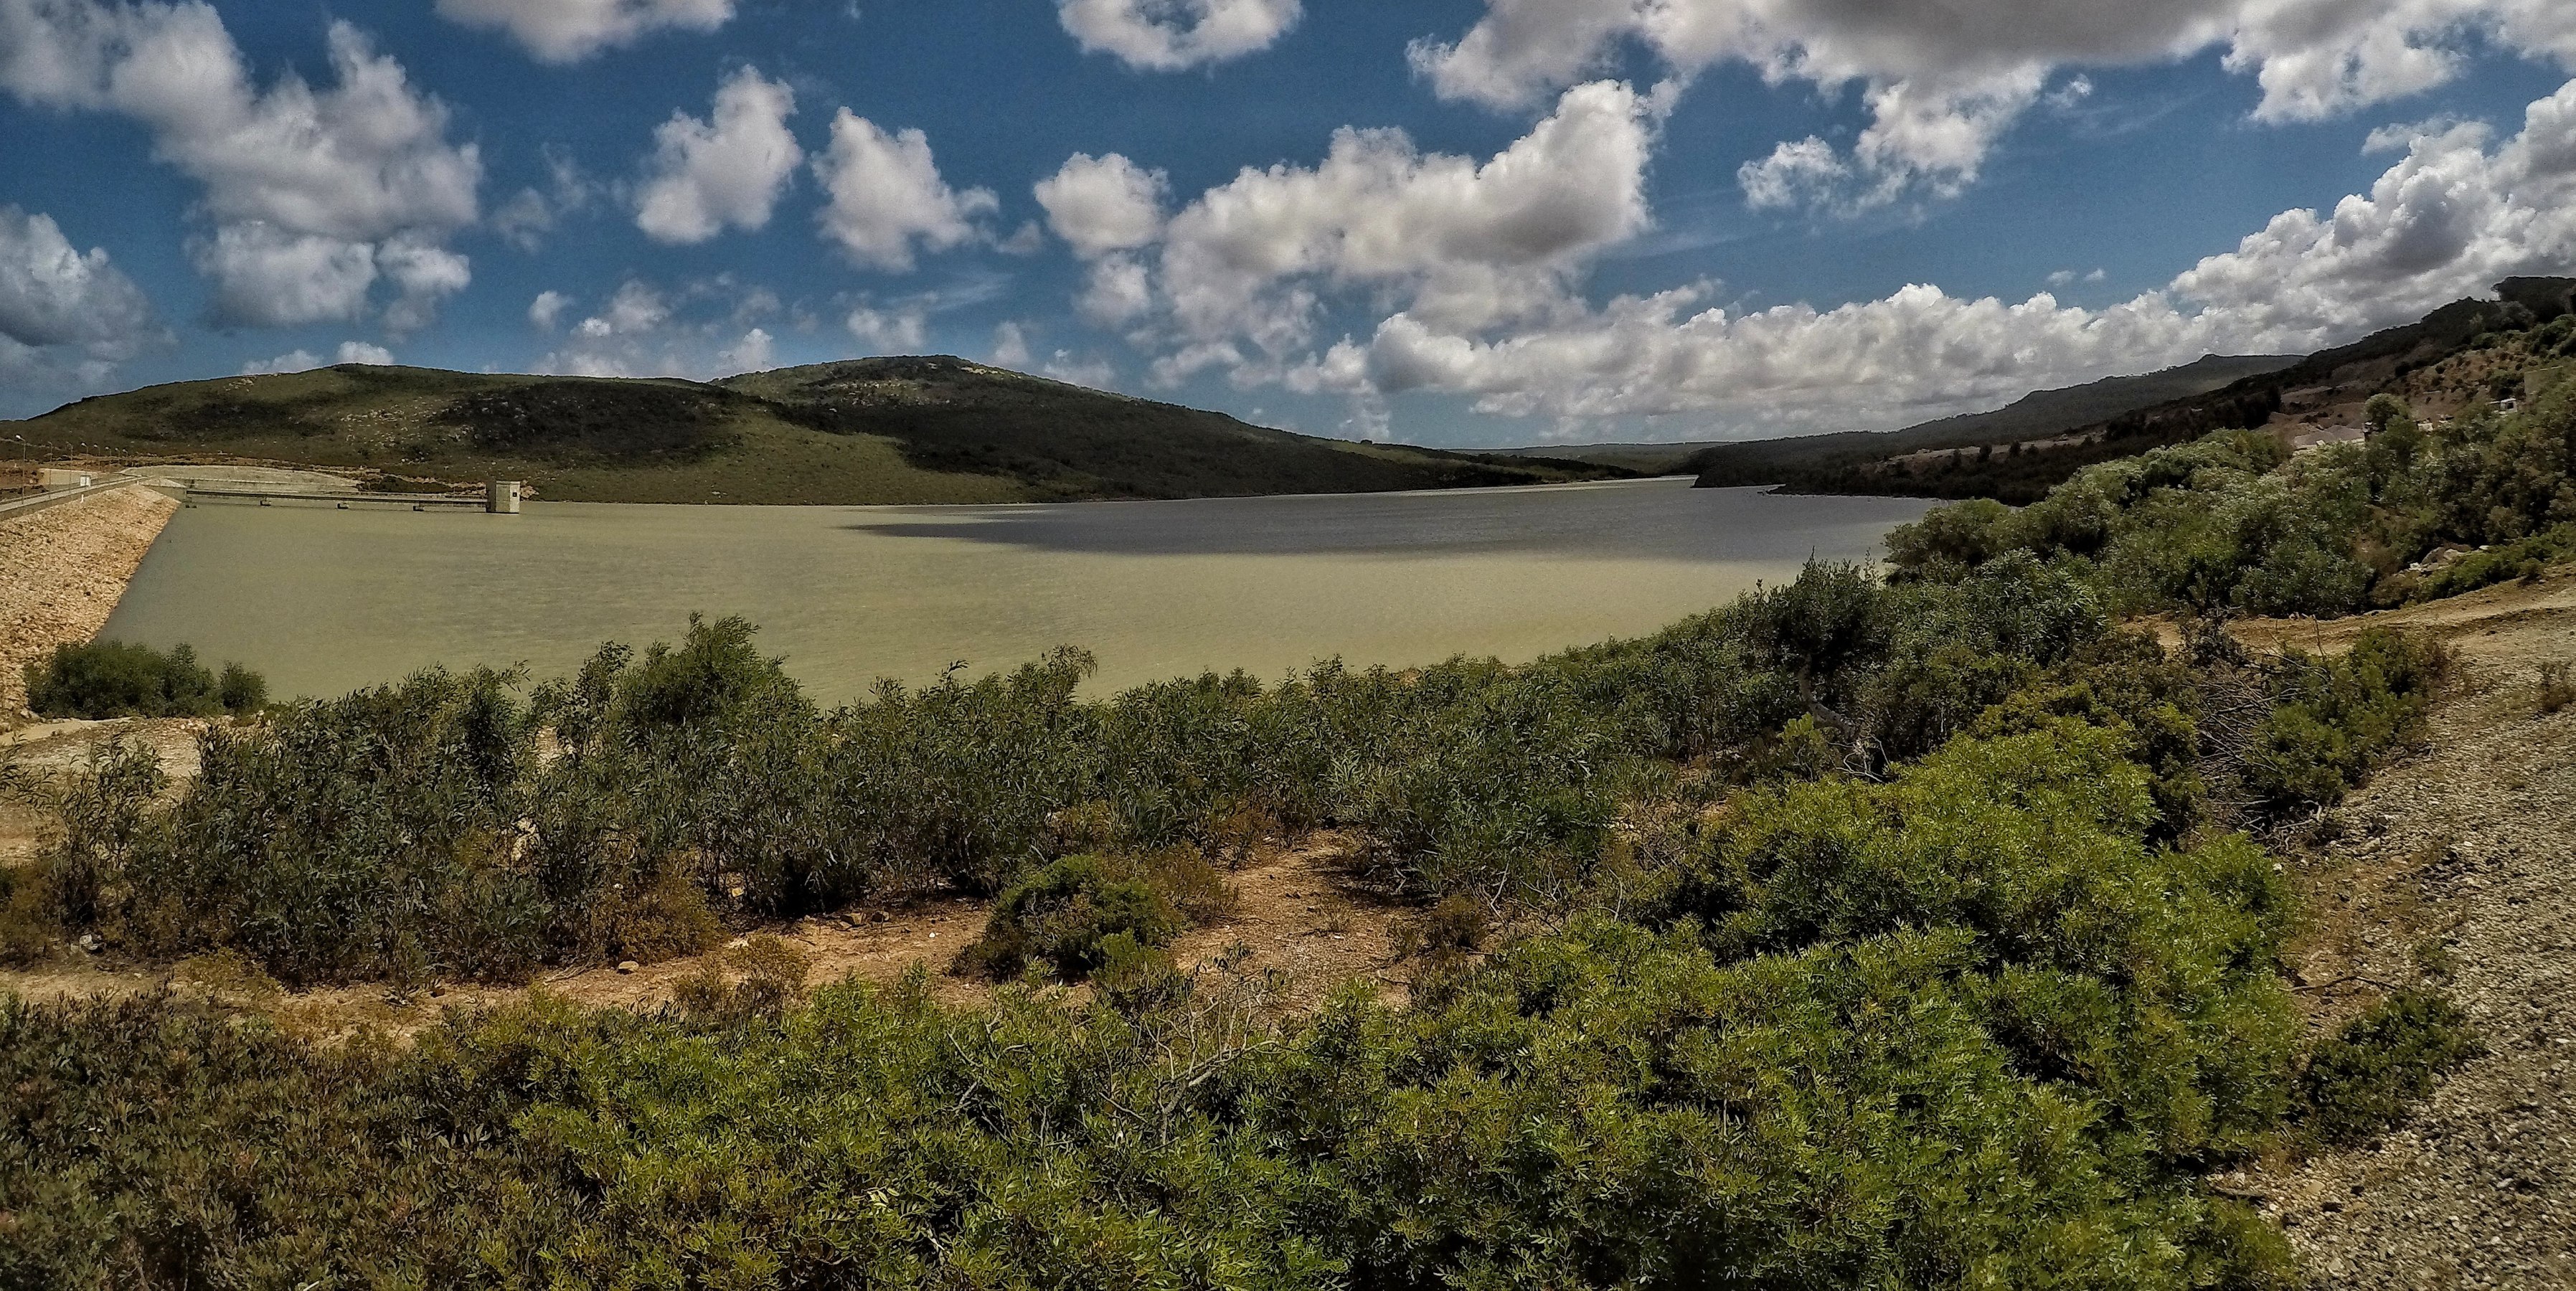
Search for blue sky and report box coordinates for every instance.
[4,0,2575,444]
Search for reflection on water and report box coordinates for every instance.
[103,480,1934,701]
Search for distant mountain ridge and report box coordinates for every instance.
[1687,277,2576,502]
[6,356,1626,506]
[1492,354,2300,479]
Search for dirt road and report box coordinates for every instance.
[2229,569,2576,1288]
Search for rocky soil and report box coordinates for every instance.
[2230,571,2576,1288]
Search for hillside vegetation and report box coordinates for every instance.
[2,576,2487,1285]
[11,317,2567,1283]
[6,357,1621,505]
[1889,313,2576,618]
[1693,277,2576,503]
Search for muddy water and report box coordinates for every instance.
[101,480,1933,700]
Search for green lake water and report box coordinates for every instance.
[100,480,1935,701]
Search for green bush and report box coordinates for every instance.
[72,668,549,985]
[2417,522,2576,600]
[1887,382,2576,618]
[953,853,1189,980]
[2300,990,2484,1145]
[2242,628,2448,815]
[22,640,265,719]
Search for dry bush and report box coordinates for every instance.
[2540,661,2574,715]
[676,935,812,1018]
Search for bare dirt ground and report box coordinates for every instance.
[0,483,179,723]
[2214,567,2576,1288]
[0,717,202,871]
[0,823,1413,1034]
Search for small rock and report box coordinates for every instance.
[617,960,640,975]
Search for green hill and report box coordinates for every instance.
[1689,277,2576,502]
[5,357,1625,505]
[1681,354,2298,501]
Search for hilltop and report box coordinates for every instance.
[1680,353,2298,500]
[1689,278,2576,501]
[1499,352,2300,479]
[3,357,1624,505]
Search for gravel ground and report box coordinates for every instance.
[0,484,179,722]
[2241,599,2576,1288]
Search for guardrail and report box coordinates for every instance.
[184,488,484,508]
[0,476,174,522]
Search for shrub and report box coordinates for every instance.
[1885,383,2576,620]
[953,853,1188,981]
[2542,661,2575,715]
[674,934,813,1019]
[2242,629,2449,815]
[2300,990,2484,1145]
[104,668,547,985]
[22,640,265,719]
[1392,892,1488,973]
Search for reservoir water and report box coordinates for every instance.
[102,480,1935,700]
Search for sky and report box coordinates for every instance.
[3,1,2576,445]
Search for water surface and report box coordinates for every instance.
[104,481,1933,699]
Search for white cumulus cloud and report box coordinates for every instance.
[1035,153,1169,257]
[846,304,928,351]
[1412,0,2576,214]
[635,67,803,245]
[0,207,156,356]
[534,276,780,377]
[240,339,397,375]
[811,110,996,271]
[0,206,161,394]
[714,326,773,375]
[1107,80,1659,374]
[1057,0,1301,71]
[991,320,1033,367]
[434,0,734,63]
[1289,76,2576,436]
[0,2,481,329]
[529,290,575,330]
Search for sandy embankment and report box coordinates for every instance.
[0,485,181,722]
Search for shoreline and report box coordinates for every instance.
[0,482,181,726]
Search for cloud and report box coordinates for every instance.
[529,290,575,330]
[492,148,598,252]
[1106,80,1658,369]
[0,206,161,393]
[1057,0,1301,71]
[0,3,481,328]
[598,280,670,334]
[0,207,157,355]
[846,304,928,351]
[714,326,773,375]
[1035,153,1168,257]
[1042,350,1118,389]
[433,0,734,63]
[635,67,803,245]
[1412,0,2576,213]
[1079,255,1156,324]
[991,320,1033,367]
[1285,77,2576,435]
[811,110,997,270]
[535,276,782,377]
[240,339,397,374]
